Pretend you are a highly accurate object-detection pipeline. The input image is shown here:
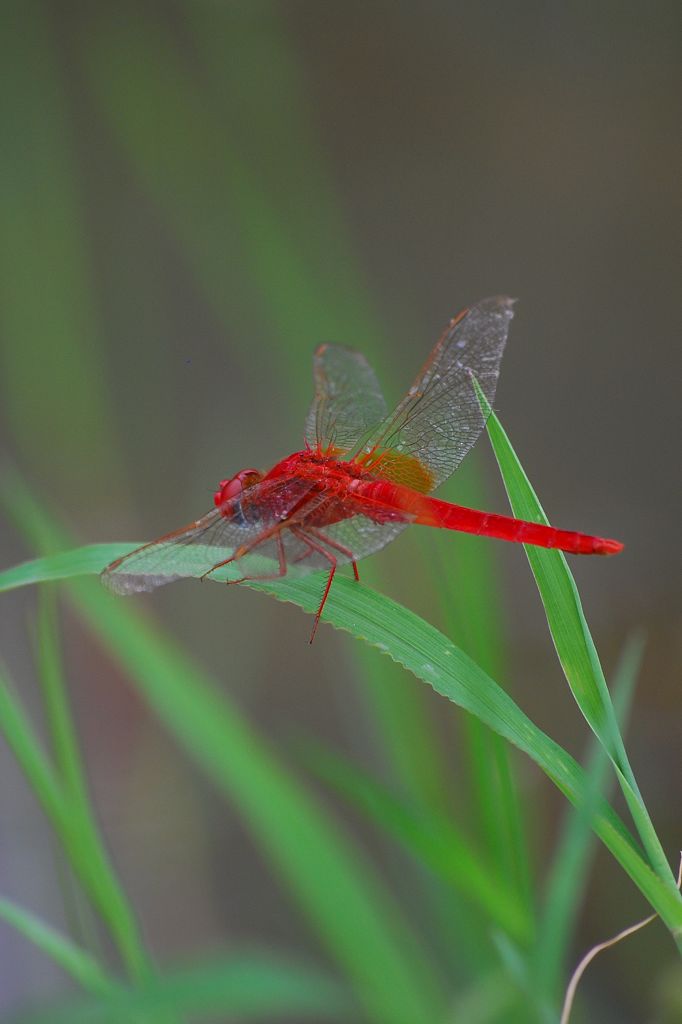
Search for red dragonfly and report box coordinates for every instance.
[103,297,622,641]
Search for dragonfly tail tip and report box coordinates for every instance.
[597,538,624,556]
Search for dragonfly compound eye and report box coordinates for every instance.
[214,469,262,508]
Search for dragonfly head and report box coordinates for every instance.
[214,469,262,508]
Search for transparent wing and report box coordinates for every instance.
[202,510,410,591]
[304,343,387,454]
[308,513,411,564]
[362,296,514,490]
[101,477,318,594]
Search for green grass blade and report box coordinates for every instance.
[2,490,680,941]
[0,544,129,591]
[300,740,533,943]
[31,589,152,981]
[0,898,113,996]
[34,590,91,806]
[0,665,66,823]
[355,649,455,816]
[251,577,680,938]
[16,953,352,1024]
[479,390,679,896]
[532,633,643,1000]
[0,660,148,981]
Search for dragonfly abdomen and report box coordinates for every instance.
[352,481,622,556]
[415,495,623,555]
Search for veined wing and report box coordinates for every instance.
[226,511,410,581]
[101,477,319,594]
[304,343,387,454]
[361,296,514,490]
[302,509,412,566]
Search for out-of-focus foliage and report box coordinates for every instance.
[1,3,680,1023]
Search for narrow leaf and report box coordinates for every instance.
[0,663,149,981]
[480,391,678,895]
[533,633,644,998]
[16,953,352,1024]
[0,898,112,995]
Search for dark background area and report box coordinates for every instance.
[0,2,680,1020]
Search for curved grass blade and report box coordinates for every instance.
[0,544,130,593]
[0,898,113,997]
[477,388,679,903]
[0,664,149,982]
[1,489,680,941]
[15,953,352,1024]
[250,574,681,937]
[532,633,643,1000]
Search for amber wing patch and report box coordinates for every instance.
[368,450,435,492]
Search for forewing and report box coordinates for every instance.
[304,344,387,454]
[101,477,317,594]
[364,296,514,489]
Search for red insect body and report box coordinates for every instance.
[103,297,623,640]
[349,479,623,556]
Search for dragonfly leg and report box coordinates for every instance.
[199,523,285,582]
[290,526,340,644]
[300,526,361,583]
[288,532,360,582]
[310,563,336,645]
[224,531,288,586]
[199,554,236,582]
[301,532,358,581]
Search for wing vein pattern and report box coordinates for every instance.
[305,343,387,454]
[365,296,514,488]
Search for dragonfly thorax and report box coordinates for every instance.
[213,469,262,509]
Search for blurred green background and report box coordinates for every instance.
[1,2,680,1021]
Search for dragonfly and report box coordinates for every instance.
[102,296,623,641]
